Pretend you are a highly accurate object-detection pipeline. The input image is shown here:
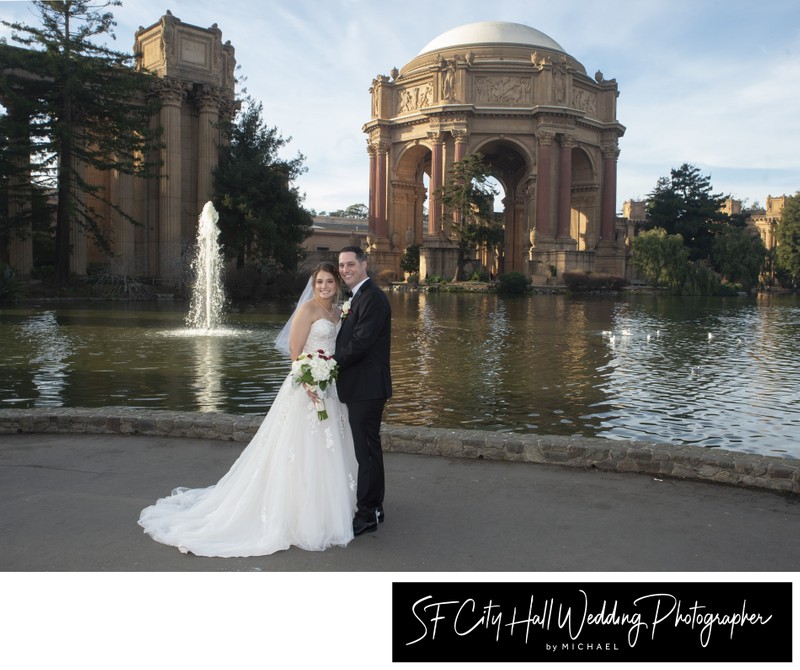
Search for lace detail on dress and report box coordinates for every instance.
[303,319,337,355]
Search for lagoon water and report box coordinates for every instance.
[1,291,798,459]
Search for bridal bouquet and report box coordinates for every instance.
[291,349,339,420]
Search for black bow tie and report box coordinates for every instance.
[344,290,353,299]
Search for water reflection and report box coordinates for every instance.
[19,312,72,407]
[583,297,800,456]
[191,335,225,412]
[1,294,799,458]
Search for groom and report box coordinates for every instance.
[335,246,392,536]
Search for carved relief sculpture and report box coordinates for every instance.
[474,76,532,105]
[571,87,597,116]
[397,82,434,113]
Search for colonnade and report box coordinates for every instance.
[365,126,621,277]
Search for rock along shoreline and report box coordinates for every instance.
[0,407,797,496]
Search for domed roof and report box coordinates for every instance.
[417,21,565,56]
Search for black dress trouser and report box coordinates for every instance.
[346,397,386,520]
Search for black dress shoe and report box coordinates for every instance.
[353,515,378,536]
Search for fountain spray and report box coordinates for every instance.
[186,202,226,331]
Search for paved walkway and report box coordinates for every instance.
[2,431,798,572]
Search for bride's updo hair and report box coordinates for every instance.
[311,261,340,289]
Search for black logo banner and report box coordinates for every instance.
[392,581,792,663]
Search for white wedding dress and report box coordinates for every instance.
[138,319,357,557]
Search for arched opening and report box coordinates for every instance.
[570,148,599,251]
[391,144,431,253]
[472,139,532,274]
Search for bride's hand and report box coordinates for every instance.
[302,383,320,403]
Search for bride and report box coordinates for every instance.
[138,262,358,557]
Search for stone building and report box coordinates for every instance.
[301,216,368,268]
[1,12,237,284]
[748,195,786,256]
[129,12,237,283]
[362,21,626,281]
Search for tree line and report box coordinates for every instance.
[433,156,799,294]
[2,2,798,298]
[631,163,799,293]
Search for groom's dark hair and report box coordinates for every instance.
[340,245,367,262]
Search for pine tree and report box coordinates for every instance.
[645,163,727,262]
[1,0,162,284]
[437,152,502,281]
[212,97,312,271]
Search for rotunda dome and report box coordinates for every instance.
[417,21,566,56]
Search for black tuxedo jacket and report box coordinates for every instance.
[334,278,392,403]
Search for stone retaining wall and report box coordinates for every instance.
[0,408,797,495]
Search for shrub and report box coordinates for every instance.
[563,271,625,292]
[83,261,155,300]
[470,268,491,282]
[400,244,420,274]
[224,266,308,301]
[497,271,529,294]
[425,274,447,285]
[31,265,55,281]
[376,268,397,286]
[224,265,264,301]
[0,262,26,304]
[682,261,722,296]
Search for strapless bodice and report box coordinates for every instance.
[303,318,338,354]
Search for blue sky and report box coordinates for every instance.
[2,0,799,214]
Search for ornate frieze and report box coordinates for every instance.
[474,76,532,105]
[571,87,597,116]
[397,82,434,114]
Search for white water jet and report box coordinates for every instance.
[186,201,226,331]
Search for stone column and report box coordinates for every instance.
[70,152,89,276]
[535,131,554,239]
[427,132,445,235]
[6,103,33,275]
[367,143,377,234]
[505,193,526,274]
[453,129,468,163]
[452,129,468,228]
[85,156,108,266]
[114,168,136,272]
[196,85,221,215]
[557,135,575,240]
[7,199,33,276]
[158,78,186,283]
[524,176,537,255]
[376,142,388,238]
[600,141,619,243]
[143,109,160,278]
